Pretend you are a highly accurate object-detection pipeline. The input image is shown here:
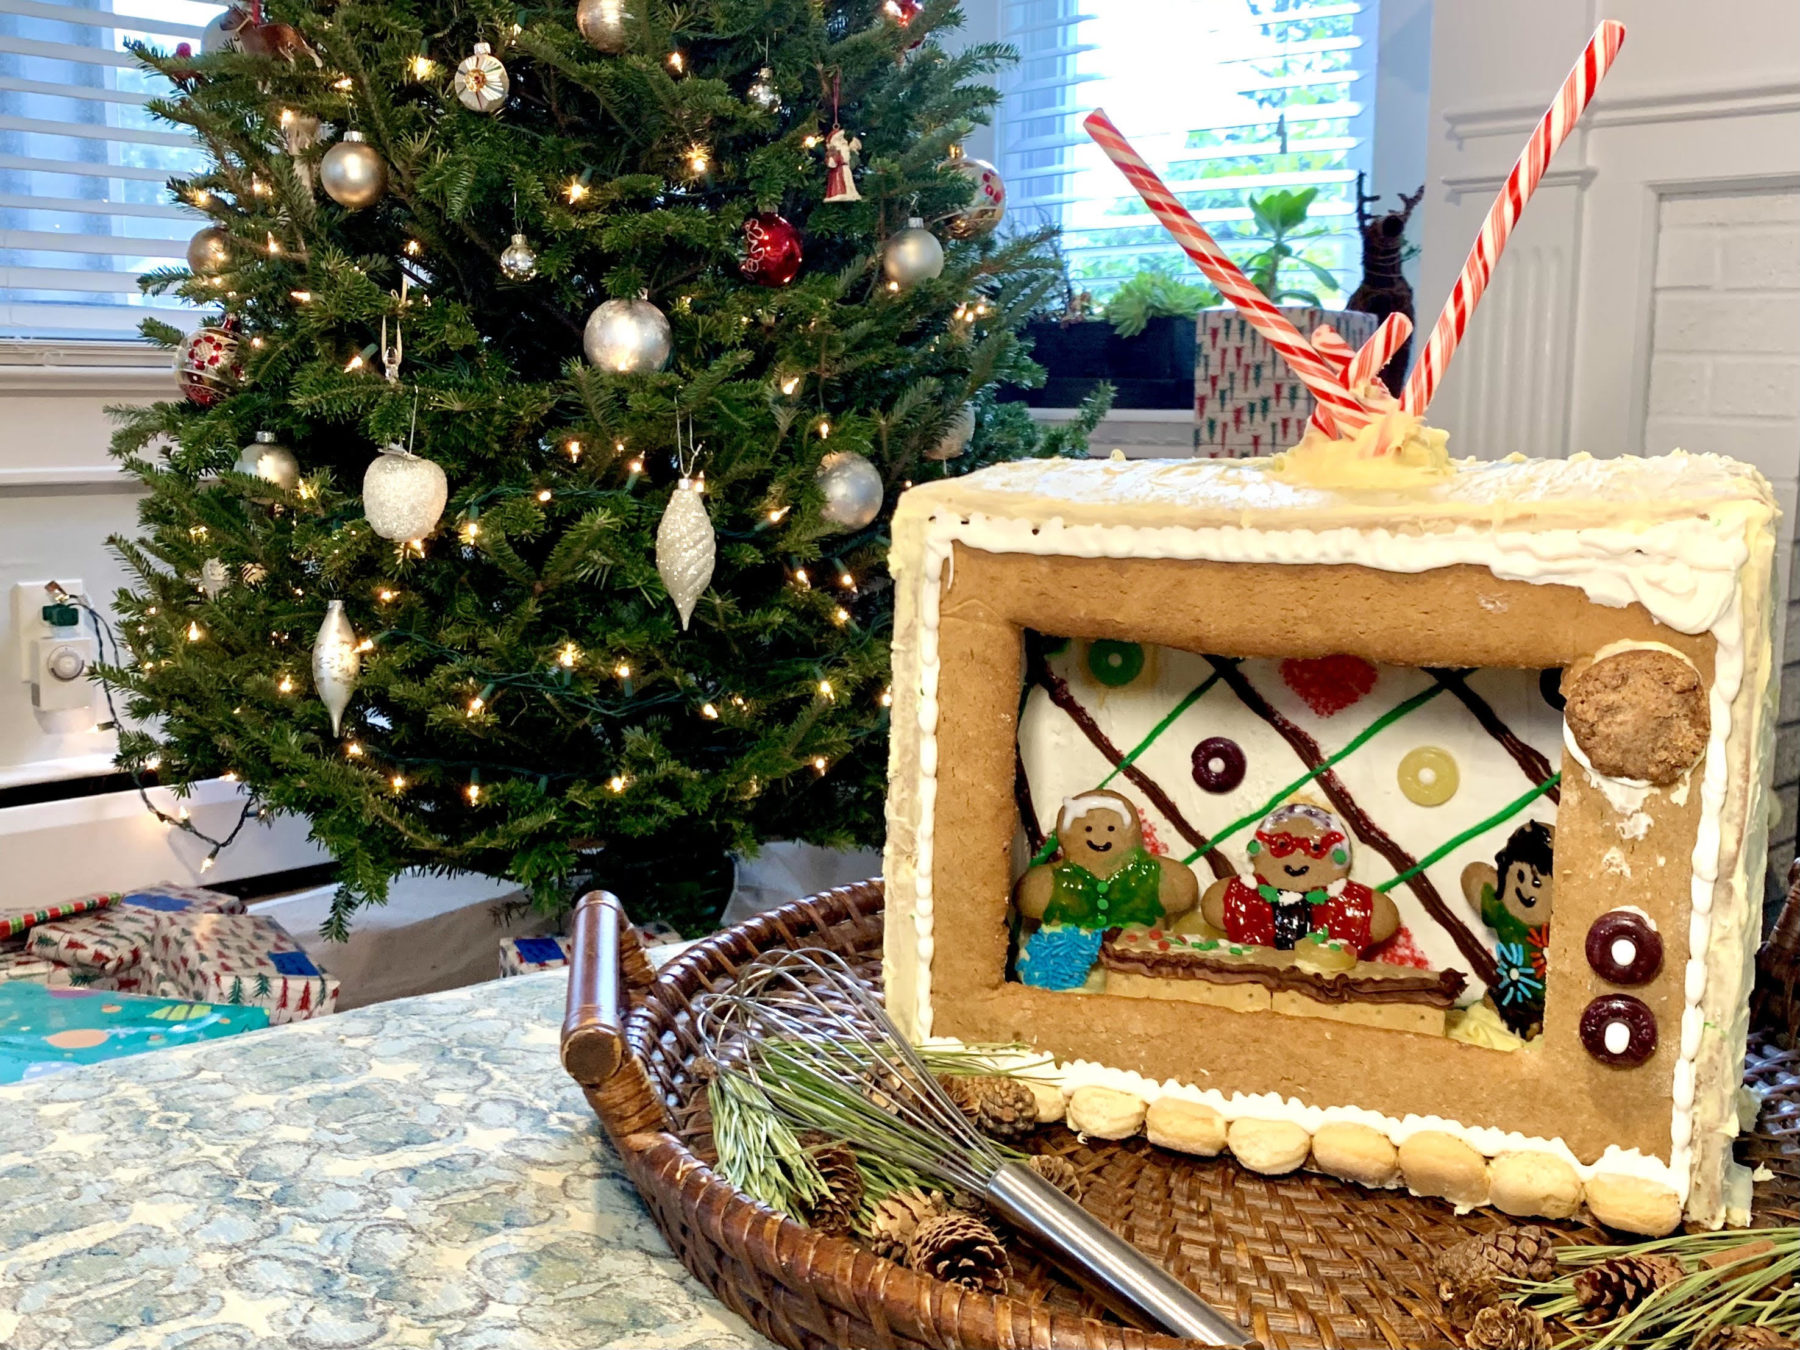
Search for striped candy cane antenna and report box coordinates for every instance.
[1083,109,1367,435]
[1308,326,1355,433]
[1346,312,1413,392]
[1402,21,1625,415]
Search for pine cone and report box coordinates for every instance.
[936,1073,1038,1140]
[1573,1253,1687,1319]
[905,1211,1012,1292]
[861,1187,945,1263]
[1435,1226,1559,1324]
[1027,1152,1084,1201]
[799,1135,864,1236]
[1695,1325,1797,1350]
[1465,1302,1553,1350]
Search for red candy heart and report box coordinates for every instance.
[1279,655,1378,718]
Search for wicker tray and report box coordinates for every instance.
[560,880,1800,1350]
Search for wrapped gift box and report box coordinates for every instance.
[155,913,338,1024]
[44,966,154,994]
[500,934,571,977]
[116,882,246,918]
[27,905,160,976]
[0,947,57,985]
[0,891,118,942]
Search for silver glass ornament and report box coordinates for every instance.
[363,443,448,541]
[576,0,628,52]
[321,131,387,209]
[942,149,1006,238]
[583,296,672,373]
[925,403,976,461]
[199,557,231,600]
[235,430,300,493]
[186,226,231,276]
[453,41,510,113]
[882,217,945,288]
[746,65,781,113]
[656,476,715,630]
[311,599,360,737]
[499,232,538,281]
[817,450,884,531]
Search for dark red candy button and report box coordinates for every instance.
[1191,736,1246,793]
[1585,910,1663,985]
[1580,994,1657,1067]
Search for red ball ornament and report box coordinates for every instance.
[174,324,241,407]
[741,212,803,287]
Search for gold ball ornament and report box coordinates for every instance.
[453,42,509,113]
[499,232,538,282]
[576,0,628,52]
[583,296,671,373]
[186,226,231,276]
[942,149,1005,239]
[882,217,944,289]
[321,131,387,209]
[925,403,975,461]
[746,65,781,113]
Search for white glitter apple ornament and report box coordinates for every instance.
[363,442,448,541]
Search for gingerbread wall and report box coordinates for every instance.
[922,544,1713,1164]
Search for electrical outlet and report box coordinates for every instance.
[12,579,86,682]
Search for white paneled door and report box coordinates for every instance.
[1418,0,1800,904]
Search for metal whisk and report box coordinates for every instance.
[695,948,1242,1344]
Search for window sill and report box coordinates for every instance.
[0,339,176,397]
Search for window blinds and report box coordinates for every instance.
[999,0,1376,302]
[0,0,212,340]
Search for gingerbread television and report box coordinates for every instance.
[882,38,1780,1237]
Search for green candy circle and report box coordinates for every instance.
[1087,640,1144,688]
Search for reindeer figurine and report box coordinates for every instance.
[1345,173,1425,396]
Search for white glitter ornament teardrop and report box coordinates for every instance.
[311,600,360,736]
[453,41,509,113]
[655,476,715,630]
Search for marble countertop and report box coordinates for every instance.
[0,973,776,1350]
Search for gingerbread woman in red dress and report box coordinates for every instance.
[1200,803,1399,956]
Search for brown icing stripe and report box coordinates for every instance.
[1426,667,1562,805]
[1205,657,1502,988]
[1099,939,1468,1008]
[1030,652,1237,881]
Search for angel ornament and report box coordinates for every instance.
[824,126,862,203]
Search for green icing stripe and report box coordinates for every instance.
[1099,671,1222,789]
[1374,773,1561,894]
[1181,682,1449,865]
[1028,672,1222,864]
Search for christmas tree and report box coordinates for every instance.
[108,0,1098,936]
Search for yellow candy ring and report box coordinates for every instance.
[1397,745,1459,806]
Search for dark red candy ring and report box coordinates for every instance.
[1579,993,1657,1067]
[1585,909,1663,985]
[1192,736,1246,794]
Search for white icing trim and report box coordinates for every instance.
[902,495,1766,1210]
[1058,792,1132,831]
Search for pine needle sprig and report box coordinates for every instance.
[1500,1229,1800,1350]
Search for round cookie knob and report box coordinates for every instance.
[1564,648,1708,784]
[1191,736,1245,793]
[1579,993,1658,1067]
[1585,909,1663,985]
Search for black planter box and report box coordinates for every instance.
[1004,316,1197,411]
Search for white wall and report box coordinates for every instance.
[1418,0,1800,902]
[0,345,326,904]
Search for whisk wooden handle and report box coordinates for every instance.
[561,890,650,1087]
